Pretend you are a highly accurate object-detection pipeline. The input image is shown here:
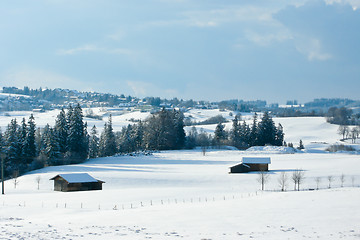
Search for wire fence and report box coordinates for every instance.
[0,191,264,211]
[1,185,359,211]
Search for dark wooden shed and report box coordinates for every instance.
[50,173,104,192]
[230,157,271,173]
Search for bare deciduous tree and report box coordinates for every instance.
[201,146,206,156]
[340,174,345,187]
[315,177,321,190]
[35,175,41,190]
[278,172,288,191]
[327,175,334,188]
[291,169,305,191]
[337,125,349,140]
[257,171,270,191]
[350,128,358,144]
[12,170,19,189]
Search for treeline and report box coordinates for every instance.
[1,105,285,178]
[186,112,284,150]
[326,107,360,125]
[0,106,186,178]
[1,104,89,177]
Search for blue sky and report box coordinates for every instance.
[1,0,359,103]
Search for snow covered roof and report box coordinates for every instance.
[50,173,103,183]
[242,157,271,164]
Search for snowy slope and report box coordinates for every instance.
[1,150,360,239]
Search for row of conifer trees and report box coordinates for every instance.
[0,105,186,177]
[1,105,284,178]
[186,112,284,149]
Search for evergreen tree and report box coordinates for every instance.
[43,124,61,165]
[22,114,37,164]
[133,121,144,151]
[143,108,185,150]
[230,115,242,149]
[185,126,197,149]
[174,110,186,149]
[18,118,28,164]
[249,113,259,146]
[89,125,99,158]
[4,119,22,173]
[66,104,88,162]
[54,108,68,154]
[298,139,305,150]
[118,125,135,153]
[157,108,176,150]
[274,123,284,146]
[257,112,277,146]
[240,121,250,148]
[99,115,117,157]
[214,123,226,147]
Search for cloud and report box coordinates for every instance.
[126,80,178,98]
[295,38,332,61]
[1,68,85,90]
[325,0,360,10]
[245,30,293,46]
[275,1,360,62]
[57,44,134,56]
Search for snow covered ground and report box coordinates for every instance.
[1,109,360,239]
[1,149,360,239]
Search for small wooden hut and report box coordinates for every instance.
[230,157,271,173]
[50,173,104,192]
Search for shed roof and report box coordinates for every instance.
[50,173,103,183]
[242,157,271,164]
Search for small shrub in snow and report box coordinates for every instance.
[326,144,355,152]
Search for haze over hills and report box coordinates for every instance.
[1,86,360,114]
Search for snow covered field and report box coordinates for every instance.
[1,109,360,239]
[1,149,360,239]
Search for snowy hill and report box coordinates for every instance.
[0,108,349,152]
[1,108,360,239]
[1,150,360,239]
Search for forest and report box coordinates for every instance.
[0,105,284,178]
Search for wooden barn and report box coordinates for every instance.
[50,173,105,192]
[230,157,271,173]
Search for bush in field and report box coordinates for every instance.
[326,144,355,152]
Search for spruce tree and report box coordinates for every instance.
[186,126,197,149]
[274,123,284,146]
[89,125,99,158]
[54,108,68,154]
[257,111,277,146]
[133,121,144,151]
[249,113,259,146]
[23,114,37,164]
[231,115,241,149]
[67,104,88,162]
[174,110,186,149]
[4,119,21,173]
[99,115,117,156]
[214,123,226,147]
[43,125,61,165]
